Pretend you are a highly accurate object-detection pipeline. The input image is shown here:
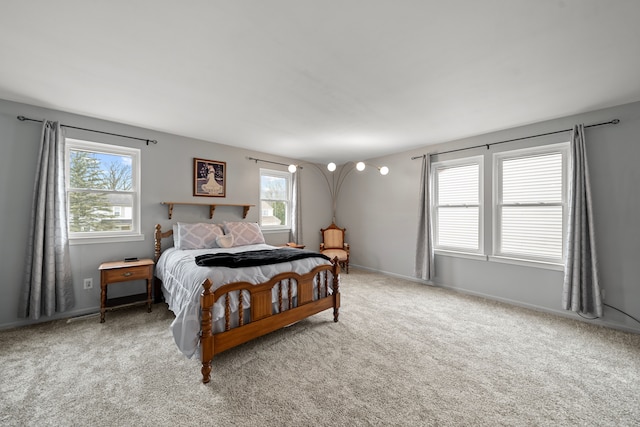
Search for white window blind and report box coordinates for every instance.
[433,159,482,252]
[495,146,567,263]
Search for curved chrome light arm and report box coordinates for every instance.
[247,156,388,223]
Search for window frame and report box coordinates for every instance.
[431,155,484,255]
[259,168,292,231]
[65,138,143,245]
[491,142,569,267]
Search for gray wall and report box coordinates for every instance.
[339,101,640,334]
[3,96,639,335]
[0,98,332,329]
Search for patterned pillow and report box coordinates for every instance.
[223,221,265,246]
[177,222,224,250]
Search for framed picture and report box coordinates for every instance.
[194,158,226,197]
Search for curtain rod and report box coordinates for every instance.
[247,156,289,167]
[411,119,620,160]
[246,156,304,169]
[16,115,158,145]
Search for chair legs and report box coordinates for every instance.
[341,260,349,274]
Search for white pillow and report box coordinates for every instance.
[222,221,265,246]
[216,234,234,248]
[177,222,224,250]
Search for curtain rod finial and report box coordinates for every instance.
[17,115,26,121]
[612,119,620,124]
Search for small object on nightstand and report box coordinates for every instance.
[99,258,154,323]
[124,257,138,262]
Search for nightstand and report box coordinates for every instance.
[99,259,154,323]
[285,242,306,249]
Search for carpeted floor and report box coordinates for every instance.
[1,269,639,426]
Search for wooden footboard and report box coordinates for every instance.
[200,260,340,383]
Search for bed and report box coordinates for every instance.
[153,222,340,383]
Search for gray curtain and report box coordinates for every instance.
[18,121,74,320]
[290,170,302,244]
[415,155,434,281]
[562,124,602,316]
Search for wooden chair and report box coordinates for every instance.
[320,223,350,273]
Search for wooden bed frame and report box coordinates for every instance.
[154,224,341,383]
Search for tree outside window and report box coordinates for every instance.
[66,139,140,238]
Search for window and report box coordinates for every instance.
[432,157,483,253]
[493,143,568,264]
[259,168,292,229]
[65,139,141,243]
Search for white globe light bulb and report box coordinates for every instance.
[356,162,366,171]
[327,162,337,172]
[379,166,389,175]
[288,164,297,173]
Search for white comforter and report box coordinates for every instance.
[155,244,333,358]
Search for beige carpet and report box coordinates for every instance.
[1,269,639,426]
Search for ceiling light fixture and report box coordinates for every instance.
[248,156,389,222]
[290,161,390,222]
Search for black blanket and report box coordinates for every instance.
[195,248,331,268]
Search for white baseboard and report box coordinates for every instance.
[0,306,100,331]
[351,263,433,285]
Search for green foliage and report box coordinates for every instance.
[68,151,130,232]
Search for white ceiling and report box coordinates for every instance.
[2,1,640,163]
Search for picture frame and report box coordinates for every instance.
[194,158,226,197]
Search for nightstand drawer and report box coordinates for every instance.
[102,265,150,283]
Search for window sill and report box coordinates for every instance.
[260,227,291,234]
[434,249,487,261]
[70,234,145,245]
[488,255,564,271]
[434,250,564,271]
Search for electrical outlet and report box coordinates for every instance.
[83,278,93,290]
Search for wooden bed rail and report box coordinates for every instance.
[200,260,340,383]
